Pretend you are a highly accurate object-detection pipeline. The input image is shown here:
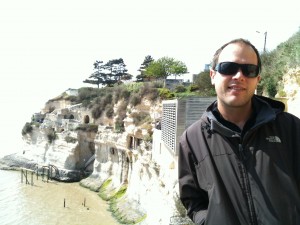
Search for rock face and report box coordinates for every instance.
[279,67,300,117]
[2,91,190,224]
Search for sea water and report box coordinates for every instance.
[0,170,119,225]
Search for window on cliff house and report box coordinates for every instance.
[84,115,90,124]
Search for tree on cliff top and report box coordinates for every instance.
[136,55,154,82]
[144,56,188,86]
[83,58,131,88]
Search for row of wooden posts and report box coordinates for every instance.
[63,198,87,208]
[20,166,52,185]
[21,166,88,209]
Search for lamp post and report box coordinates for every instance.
[256,31,267,52]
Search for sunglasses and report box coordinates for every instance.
[215,62,260,78]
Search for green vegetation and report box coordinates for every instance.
[193,71,216,96]
[131,112,151,126]
[144,56,188,87]
[21,122,33,136]
[83,58,132,88]
[98,178,113,200]
[98,179,146,224]
[23,30,299,138]
[136,55,154,82]
[45,128,57,144]
[258,29,300,97]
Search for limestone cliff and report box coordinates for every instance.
[17,87,190,225]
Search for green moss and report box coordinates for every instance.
[97,180,146,224]
[98,178,114,200]
[109,196,146,224]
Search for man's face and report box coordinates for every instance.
[210,42,261,111]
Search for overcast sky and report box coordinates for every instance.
[0,0,299,156]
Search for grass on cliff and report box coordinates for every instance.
[98,179,146,224]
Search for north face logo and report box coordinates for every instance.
[266,136,281,143]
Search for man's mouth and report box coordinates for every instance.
[228,85,245,91]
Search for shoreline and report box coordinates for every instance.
[0,169,120,225]
[0,153,144,225]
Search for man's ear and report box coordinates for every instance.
[210,69,216,85]
[257,75,261,82]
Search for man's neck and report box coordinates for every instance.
[218,104,252,130]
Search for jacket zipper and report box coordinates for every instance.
[238,144,258,225]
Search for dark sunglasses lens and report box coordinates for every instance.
[243,65,259,77]
[217,62,259,77]
[218,62,239,75]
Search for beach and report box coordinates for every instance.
[0,170,119,225]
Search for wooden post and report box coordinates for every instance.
[47,168,49,182]
[25,170,28,184]
[50,165,52,180]
[36,165,38,180]
[31,171,33,185]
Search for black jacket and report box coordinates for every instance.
[178,95,300,225]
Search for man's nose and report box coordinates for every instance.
[232,68,245,79]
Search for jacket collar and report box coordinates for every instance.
[204,95,284,136]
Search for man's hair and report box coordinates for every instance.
[211,38,261,73]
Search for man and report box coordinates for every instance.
[178,38,300,225]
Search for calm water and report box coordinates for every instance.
[0,170,119,225]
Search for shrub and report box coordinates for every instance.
[102,93,113,105]
[65,135,77,143]
[45,128,57,144]
[158,88,175,99]
[151,81,164,88]
[265,76,277,97]
[81,99,91,108]
[125,82,144,93]
[91,104,103,119]
[130,93,141,106]
[116,101,128,120]
[131,112,151,126]
[65,95,78,103]
[113,88,121,104]
[22,122,33,136]
[148,88,160,101]
[120,89,131,100]
[114,117,125,133]
[105,104,114,118]
[174,85,186,93]
[139,83,152,97]
[188,84,199,92]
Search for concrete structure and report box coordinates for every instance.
[152,96,216,168]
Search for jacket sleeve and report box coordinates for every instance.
[178,130,209,224]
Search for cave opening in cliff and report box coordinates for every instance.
[84,115,90,124]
